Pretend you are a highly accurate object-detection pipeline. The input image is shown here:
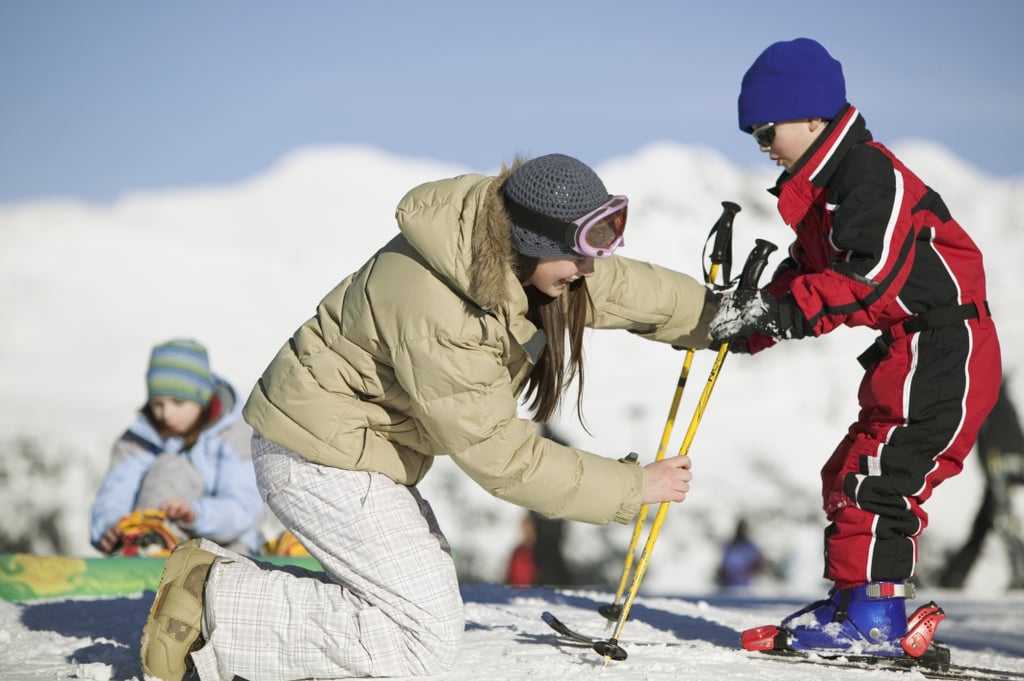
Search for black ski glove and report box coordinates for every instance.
[712,336,752,354]
[708,290,810,344]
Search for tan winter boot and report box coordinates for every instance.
[140,538,216,681]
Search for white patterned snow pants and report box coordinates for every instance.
[189,434,464,680]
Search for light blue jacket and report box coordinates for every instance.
[90,375,263,554]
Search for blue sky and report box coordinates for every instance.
[1,1,1022,203]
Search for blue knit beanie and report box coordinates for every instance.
[738,38,847,132]
[146,339,214,406]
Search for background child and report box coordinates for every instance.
[90,338,264,556]
[711,37,1002,659]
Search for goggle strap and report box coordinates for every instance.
[503,195,579,248]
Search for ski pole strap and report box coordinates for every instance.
[857,301,991,369]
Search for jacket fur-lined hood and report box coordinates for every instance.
[394,160,523,312]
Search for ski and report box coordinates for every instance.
[754,649,1024,681]
[544,611,1023,680]
[737,599,1024,680]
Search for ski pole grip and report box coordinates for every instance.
[737,238,778,291]
[709,201,740,266]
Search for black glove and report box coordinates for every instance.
[709,290,809,343]
[709,336,751,354]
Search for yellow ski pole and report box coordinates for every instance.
[599,333,695,624]
[599,202,739,625]
[595,238,778,662]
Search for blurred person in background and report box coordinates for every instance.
[505,424,574,589]
[89,339,263,557]
[715,518,768,589]
[938,380,1024,589]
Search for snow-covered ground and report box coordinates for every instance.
[1,141,1022,679]
[1,584,1023,680]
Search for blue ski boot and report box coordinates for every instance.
[742,580,947,663]
[779,581,910,655]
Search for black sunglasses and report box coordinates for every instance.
[751,122,776,147]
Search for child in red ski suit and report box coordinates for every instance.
[710,37,1002,660]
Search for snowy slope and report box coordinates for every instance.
[1,585,1022,680]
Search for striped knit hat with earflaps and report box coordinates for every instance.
[146,339,214,406]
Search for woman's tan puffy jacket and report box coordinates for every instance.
[243,167,715,525]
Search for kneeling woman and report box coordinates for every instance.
[141,153,719,681]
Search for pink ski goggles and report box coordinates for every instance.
[505,193,630,259]
[569,195,629,258]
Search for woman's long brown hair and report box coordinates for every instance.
[515,254,594,424]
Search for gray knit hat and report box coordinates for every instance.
[502,154,610,258]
